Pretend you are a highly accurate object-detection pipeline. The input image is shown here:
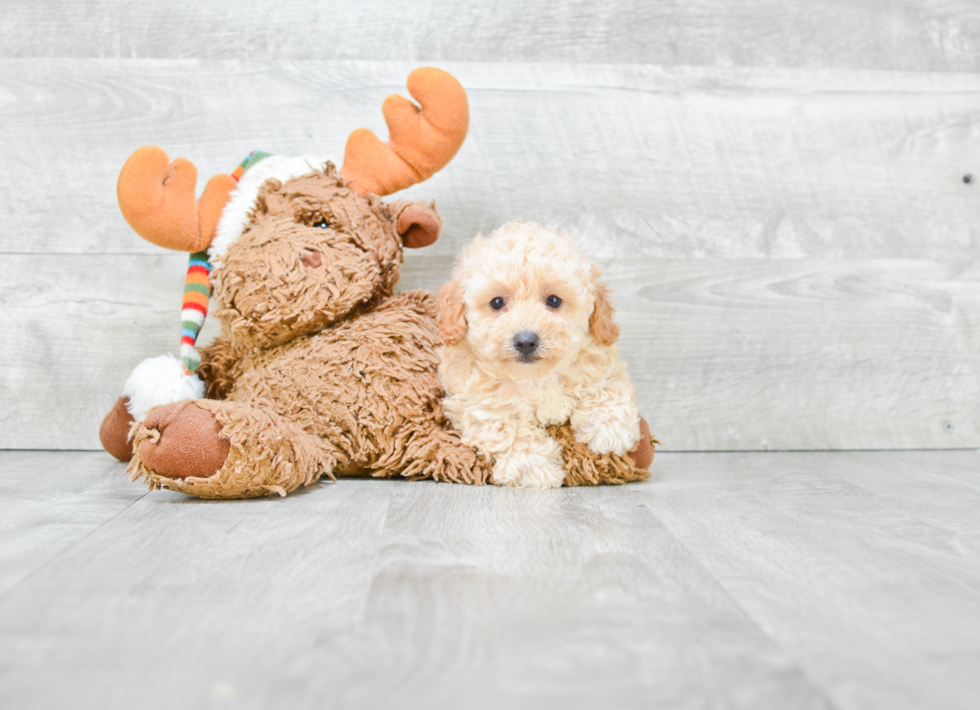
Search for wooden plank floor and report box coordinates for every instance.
[1,450,977,709]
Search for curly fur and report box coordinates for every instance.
[126,164,491,497]
[550,425,651,486]
[119,170,651,497]
[438,222,644,489]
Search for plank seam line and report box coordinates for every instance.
[0,489,150,604]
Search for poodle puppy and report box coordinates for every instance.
[437,222,642,489]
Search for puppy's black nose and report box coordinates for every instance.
[513,332,539,356]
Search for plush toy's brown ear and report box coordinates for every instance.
[589,278,620,347]
[396,201,442,248]
[437,279,467,346]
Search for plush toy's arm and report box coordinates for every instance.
[197,336,245,400]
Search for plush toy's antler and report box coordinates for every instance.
[117,147,237,252]
[340,67,469,196]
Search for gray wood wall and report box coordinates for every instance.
[1,1,978,451]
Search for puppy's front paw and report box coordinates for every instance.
[572,411,641,456]
[491,451,565,490]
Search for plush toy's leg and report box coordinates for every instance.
[550,421,656,487]
[100,396,136,461]
[370,420,492,485]
[127,399,340,499]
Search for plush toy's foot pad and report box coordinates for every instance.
[138,402,230,479]
[127,399,338,499]
[628,417,655,470]
[100,396,136,462]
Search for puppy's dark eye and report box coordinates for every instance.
[490,297,505,310]
[546,295,562,308]
[312,219,329,229]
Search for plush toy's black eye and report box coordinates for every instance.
[313,219,329,229]
[490,297,505,310]
[546,295,562,308]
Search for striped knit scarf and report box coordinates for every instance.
[179,150,271,375]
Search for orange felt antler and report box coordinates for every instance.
[117,147,237,252]
[340,67,469,196]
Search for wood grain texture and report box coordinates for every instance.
[612,258,980,451]
[2,0,979,72]
[2,450,979,709]
[2,254,977,450]
[0,451,833,710]
[641,450,980,710]
[0,61,977,259]
[308,481,832,709]
[0,451,145,596]
[1,51,978,452]
[0,253,206,451]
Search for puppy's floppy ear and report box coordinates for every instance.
[589,276,620,347]
[437,278,468,346]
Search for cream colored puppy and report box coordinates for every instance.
[437,222,642,489]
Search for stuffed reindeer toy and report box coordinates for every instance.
[99,68,654,498]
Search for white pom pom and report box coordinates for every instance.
[121,354,205,421]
